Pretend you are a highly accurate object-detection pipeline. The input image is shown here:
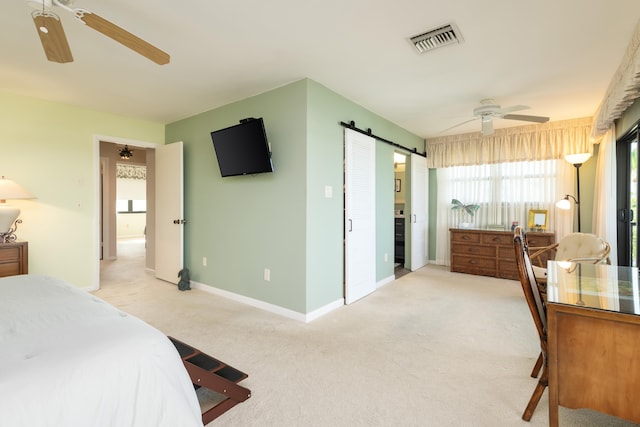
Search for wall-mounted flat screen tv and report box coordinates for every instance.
[210,118,274,177]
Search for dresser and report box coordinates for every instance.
[0,241,28,278]
[450,228,554,280]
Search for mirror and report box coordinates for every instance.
[527,209,548,231]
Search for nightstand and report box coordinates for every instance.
[0,241,28,278]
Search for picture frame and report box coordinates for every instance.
[395,179,401,192]
[527,209,548,231]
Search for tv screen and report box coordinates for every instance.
[210,118,274,177]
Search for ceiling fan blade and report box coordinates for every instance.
[438,117,480,134]
[74,10,170,65]
[481,118,494,136]
[32,11,73,63]
[502,114,549,123]
[498,105,529,115]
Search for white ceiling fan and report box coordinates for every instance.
[443,99,550,136]
[26,0,169,65]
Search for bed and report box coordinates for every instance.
[0,274,204,427]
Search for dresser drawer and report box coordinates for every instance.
[498,246,516,259]
[452,255,496,269]
[451,244,495,258]
[451,255,496,276]
[498,259,519,280]
[451,232,481,244]
[0,246,20,262]
[527,235,554,247]
[0,262,20,277]
[482,233,512,246]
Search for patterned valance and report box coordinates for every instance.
[116,164,146,180]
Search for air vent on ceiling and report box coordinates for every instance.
[409,23,464,53]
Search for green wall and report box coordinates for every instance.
[166,81,308,312]
[0,91,164,288]
[166,79,423,314]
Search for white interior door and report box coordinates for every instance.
[410,153,427,271]
[344,129,376,304]
[155,141,184,284]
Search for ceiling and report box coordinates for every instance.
[2,0,640,139]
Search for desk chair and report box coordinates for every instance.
[514,226,548,421]
[529,232,610,284]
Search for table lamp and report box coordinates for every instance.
[0,177,34,243]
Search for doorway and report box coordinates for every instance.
[98,139,155,288]
[393,152,409,278]
[616,124,639,266]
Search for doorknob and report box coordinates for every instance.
[173,219,186,224]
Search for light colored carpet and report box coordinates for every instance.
[96,240,639,427]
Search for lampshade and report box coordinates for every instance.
[564,152,592,165]
[0,177,34,236]
[556,198,571,210]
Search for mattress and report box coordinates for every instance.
[0,275,203,427]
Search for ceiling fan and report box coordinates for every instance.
[443,99,550,136]
[26,0,170,65]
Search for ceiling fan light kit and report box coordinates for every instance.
[26,0,170,65]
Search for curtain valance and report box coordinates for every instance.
[116,164,147,180]
[592,19,640,136]
[425,117,593,169]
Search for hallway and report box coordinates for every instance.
[100,237,148,287]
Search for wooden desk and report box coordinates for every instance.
[546,262,640,426]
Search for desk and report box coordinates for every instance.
[546,262,640,426]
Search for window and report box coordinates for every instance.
[443,159,558,227]
[117,200,147,213]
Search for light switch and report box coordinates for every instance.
[324,185,333,198]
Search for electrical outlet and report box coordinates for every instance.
[202,256,207,266]
[325,185,333,198]
[264,268,271,282]
[384,253,388,262]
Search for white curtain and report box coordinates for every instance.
[435,159,573,266]
[593,125,618,264]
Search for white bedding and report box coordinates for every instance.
[0,275,203,427]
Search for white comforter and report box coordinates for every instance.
[0,275,203,427]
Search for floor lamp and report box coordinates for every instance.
[557,153,592,232]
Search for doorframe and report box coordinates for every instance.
[616,125,639,266]
[93,135,160,290]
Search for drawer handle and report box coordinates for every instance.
[469,259,477,264]
[462,235,471,240]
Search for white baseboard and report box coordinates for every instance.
[377,274,395,289]
[190,281,344,323]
